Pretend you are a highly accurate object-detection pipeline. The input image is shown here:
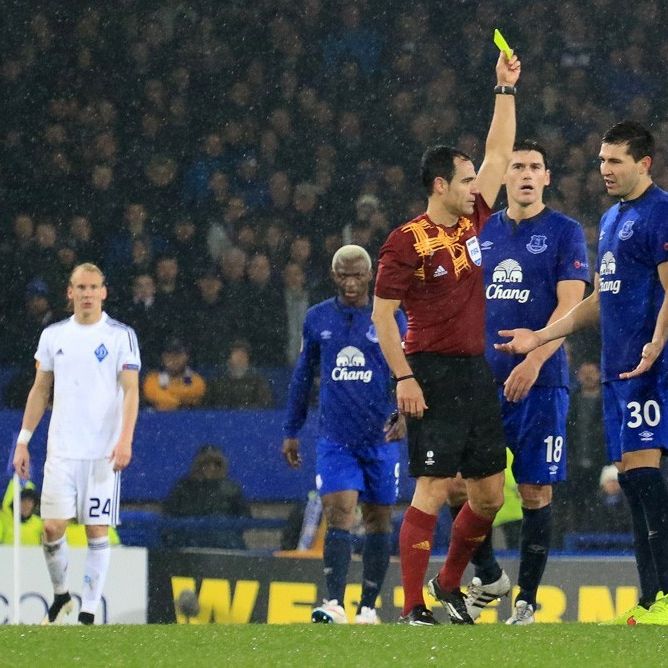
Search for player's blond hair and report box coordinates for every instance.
[331,245,372,272]
[69,262,106,285]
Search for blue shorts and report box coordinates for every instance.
[499,386,569,485]
[315,437,400,505]
[603,378,668,462]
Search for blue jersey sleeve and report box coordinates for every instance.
[649,200,668,266]
[283,312,320,438]
[557,219,590,283]
[395,308,408,338]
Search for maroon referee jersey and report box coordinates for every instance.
[375,194,491,356]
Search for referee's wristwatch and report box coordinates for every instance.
[494,84,516,95]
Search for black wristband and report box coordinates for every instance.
[395,374,415,382]
[494,84,516,95]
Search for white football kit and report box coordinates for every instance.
[36,313,140,524]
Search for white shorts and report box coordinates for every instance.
[41,457,121,526]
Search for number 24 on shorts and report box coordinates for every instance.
[89,497,111,518]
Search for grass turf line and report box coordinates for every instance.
[0,624,662,667]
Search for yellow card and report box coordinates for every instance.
[493,28,513,60]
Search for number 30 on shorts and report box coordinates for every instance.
[89,497,111,518]
[626,400,661,428]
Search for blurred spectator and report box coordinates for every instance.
[190,269,230,368]
[121,273,162,368]
[153,254,190,342]
[283,262,309,366]
[67,215,102,265]
[3,280,56,409]
[163,445,250,549]
[207,340,273,409]
[581,465,633,535]
[555,361,606,539]
[246,253,287,366]
[218,246,248,341]
[143,338,206,411]
[322,4,382,77]
[168,216,207,284]
[0,484,43,545]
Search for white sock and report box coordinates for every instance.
[80,537,111,615]
[43,536,69,595]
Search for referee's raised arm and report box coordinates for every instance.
[476,51,521,209]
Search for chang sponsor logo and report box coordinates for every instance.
[599,251,621,294]
[331,346,373,382]
[486,259,530,303]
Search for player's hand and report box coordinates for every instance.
[397,378,428,419]
[503,357,541,403]
[495,329,542,355]
[384,411,407,441]
[282,438,302,468]
[110,440,132,472]
[619,341,663,379]
[13,442,30,480]
[495,51,521,87]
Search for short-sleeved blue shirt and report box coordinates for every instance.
[597,184,668,382]
[482,207,590,387]
[284,298,407,447]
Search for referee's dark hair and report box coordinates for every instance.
[421,145,473,195]
[513,139,549,170]
[602,121,655,165]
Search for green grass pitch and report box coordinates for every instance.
[0,625,664,667]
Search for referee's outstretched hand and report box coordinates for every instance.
[619,341,663,379]
[397,378,428,419]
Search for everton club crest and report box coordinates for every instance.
[526,235,547,254]
[618,220,635,240]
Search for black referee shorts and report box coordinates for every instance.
[406,353,506,479]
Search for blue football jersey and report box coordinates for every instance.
[597,185,668,382]
[482,208,589,387]
[284,298,408,447]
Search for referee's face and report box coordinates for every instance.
[440,158,478,217]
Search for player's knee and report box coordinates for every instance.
[442,475,467,507]
[470,494,504,518]
[518,483,552,509]
[362,505,392,533]
[323,504,356,530]
[43,520,67,543]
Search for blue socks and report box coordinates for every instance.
[359,532,391,610]
[517,505,552,607]
[624,467,668,599]
[618,471,659,607]
[323,527,352,604]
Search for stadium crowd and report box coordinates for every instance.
[1,1,665,543]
